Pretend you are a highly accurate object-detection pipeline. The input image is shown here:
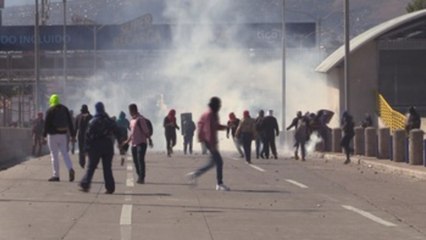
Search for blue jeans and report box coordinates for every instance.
[194,142,223,185]
[131,143,147,181]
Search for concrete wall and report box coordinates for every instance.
[0,128,34,169]
[348,41,379,125]
[324,41,379,128]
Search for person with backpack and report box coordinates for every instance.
[294,114,310,161]
[75,104,92,168]
[236,110,257,164]
[122,104,151,184]
[43,94,76,182]
[79,102,124,194]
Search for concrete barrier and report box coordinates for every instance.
[331,128,342,153]
[409,129,424,165]
[0,127,40,169]
[393,129,406,162]
[378,128,390,159]
[365,127,377,157]
[354,127,364,155]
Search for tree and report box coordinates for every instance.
[406,0,426,13]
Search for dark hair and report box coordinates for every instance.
[128,104,138,115]
[208,97,221,112]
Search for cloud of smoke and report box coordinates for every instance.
[67,0,330,154]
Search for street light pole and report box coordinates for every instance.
[34,0,40,112]
[344,0,350,111]
[282,0,286,133]
[62,0,67,104]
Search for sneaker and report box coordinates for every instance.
[185,172,197,186]
[104,190,114,194]
[48,176,60,182]
[215,184,230,191]
[344,159,350,165]
[69,169,75,182]
[120,157,125,166]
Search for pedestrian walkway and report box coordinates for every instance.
[315,152,426,180]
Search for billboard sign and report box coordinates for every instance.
[0,22,316,51]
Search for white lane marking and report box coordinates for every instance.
[126,172,134,187]
[285,179,309,189]
[342,205,397,227]
[231,157,266,172]
[120,204,132,225]
[120,226,132,240]
[249,164,266,172]
[124,190,132,202]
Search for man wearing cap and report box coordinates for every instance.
[43,94,76,182]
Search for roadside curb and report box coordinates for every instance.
[313,152,426,180]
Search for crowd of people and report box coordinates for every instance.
[30,93,423,193]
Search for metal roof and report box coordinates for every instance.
[315,9,426,73]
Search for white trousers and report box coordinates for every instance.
[47,134,73,178]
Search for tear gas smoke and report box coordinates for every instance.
[67,0,330,154]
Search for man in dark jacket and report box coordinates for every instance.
[32,112,45,157]
[164,109,180,157]
[341,111,355,164]
[405,106,421,134]
[255,110,265,159]
[43,94,75,182]
[261,110,280,159]
[79,102,123,194]
[182,119,196,154]
[75,104,92,168]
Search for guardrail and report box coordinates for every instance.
[377,94,405,132]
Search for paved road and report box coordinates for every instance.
[0,151,425,240]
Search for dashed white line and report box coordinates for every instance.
[342,205,397,227]
[248,164,266,172]
[126,178,134,187]
[121,157,134,240]
[120,204,133,225]
[285,179,309,189]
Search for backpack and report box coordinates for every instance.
[146,118,153,137]
[137,117,153,137]
[52,105,69,131]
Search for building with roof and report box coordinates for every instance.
[316,9,426,127]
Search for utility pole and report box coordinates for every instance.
[282,0,286,133]
[62,0,67,104]
[344,0,350,111]
[35,0,40,112]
